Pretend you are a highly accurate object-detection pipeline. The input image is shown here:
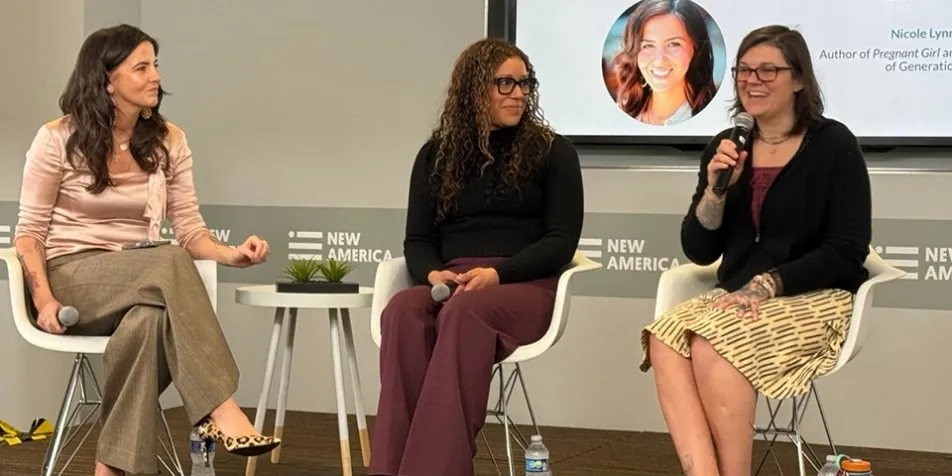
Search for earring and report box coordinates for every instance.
[141,108,152,120]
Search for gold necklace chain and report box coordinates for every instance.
[113,141,129,162]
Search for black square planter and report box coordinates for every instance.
[276,281,360,294]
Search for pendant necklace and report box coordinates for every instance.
[759,134,789,155]
[114,141,129,162]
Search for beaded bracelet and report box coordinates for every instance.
[753,273,777,298]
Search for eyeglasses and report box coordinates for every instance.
[494,77,538,95]
[731,65,793,82]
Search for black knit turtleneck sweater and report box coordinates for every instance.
[402,127,584,285]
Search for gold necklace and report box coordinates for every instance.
[113,142,129,162]
[757,134,791,156]
[760,135,790,145]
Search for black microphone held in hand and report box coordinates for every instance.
[430,281,459,303]
[57,305,79,327]
[712,112,755,196]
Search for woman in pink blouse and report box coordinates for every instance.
[14,24,280,476]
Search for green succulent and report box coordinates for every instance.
[282,258,322,283]
[318,258,356,283]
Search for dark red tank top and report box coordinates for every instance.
[750,167,783,230]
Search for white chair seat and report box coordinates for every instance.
[653,247,904,378]
[26,333,111,354]
[370,252,599,356]
[3,249,217,356]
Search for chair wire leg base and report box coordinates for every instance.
[42,354,103,476]
[482,364,541,476]
[41,353,187,476]
[753,383,836,476]
[157,402,186,475]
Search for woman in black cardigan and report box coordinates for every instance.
[639,26,872,476]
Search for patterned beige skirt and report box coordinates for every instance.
[640,288,854,400]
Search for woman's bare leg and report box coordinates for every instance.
[649,335,720,475]
[691,337,757,476]
[208,397,260,436]
[94,461,123,476]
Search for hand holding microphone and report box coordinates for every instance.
[710,112,755,196]
[429,267,501,302]
[428,270,461,303]
[58,306,79,327]
[36,300,78,334]
[430,280,459,302]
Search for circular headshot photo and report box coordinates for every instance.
[601,0,726,126]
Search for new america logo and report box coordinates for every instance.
[875,244,952,281]
[287,230,393,263]
[577,237,681,272]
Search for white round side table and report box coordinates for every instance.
[235,284,374,476]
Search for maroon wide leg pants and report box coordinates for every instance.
[368,257,558,476]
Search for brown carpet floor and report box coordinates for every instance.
[1,407,949,475]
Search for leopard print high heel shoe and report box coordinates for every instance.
[195,418,281,457]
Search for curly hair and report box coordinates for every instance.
[60,24,170,194]
[429,38,554,222]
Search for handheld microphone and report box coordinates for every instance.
[711,112,756,196]
[430,281,459,303]
[57,306,79,327]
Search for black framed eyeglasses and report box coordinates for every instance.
[494,77,538,95]
[731,65,793,82]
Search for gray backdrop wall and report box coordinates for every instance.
[1,0,951,457]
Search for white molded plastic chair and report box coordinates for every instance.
[653,247,903,476]
[370,251,601,475]
[1,247,218,476]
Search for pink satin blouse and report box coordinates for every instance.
[14,116,207,259]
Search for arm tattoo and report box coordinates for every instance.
[24,270,40,292]
[204,230,227,247]
[17,243,47,293]
[736,277,772,300]
[695,188,726,230]
[15,251,38,292]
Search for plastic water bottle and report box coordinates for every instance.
[525,434,552,475]
[817,454,841,476]
[189,427,216,476]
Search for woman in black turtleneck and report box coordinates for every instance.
[368,38,584,476]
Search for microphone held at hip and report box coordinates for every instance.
[57,305,79,327]
[430,281,459,302]
[712,112,756,196]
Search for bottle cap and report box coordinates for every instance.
[841,459,871,471]
[530,435,542,442]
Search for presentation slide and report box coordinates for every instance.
[514,0,952,143]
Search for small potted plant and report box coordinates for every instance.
[277,257,359,294]
[317,258,359,292]
[277,257,323,293]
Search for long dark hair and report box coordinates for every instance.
[59,24,170,194]
[613,0,716,117]
[730,25,824,136]
[430,38,554,222]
